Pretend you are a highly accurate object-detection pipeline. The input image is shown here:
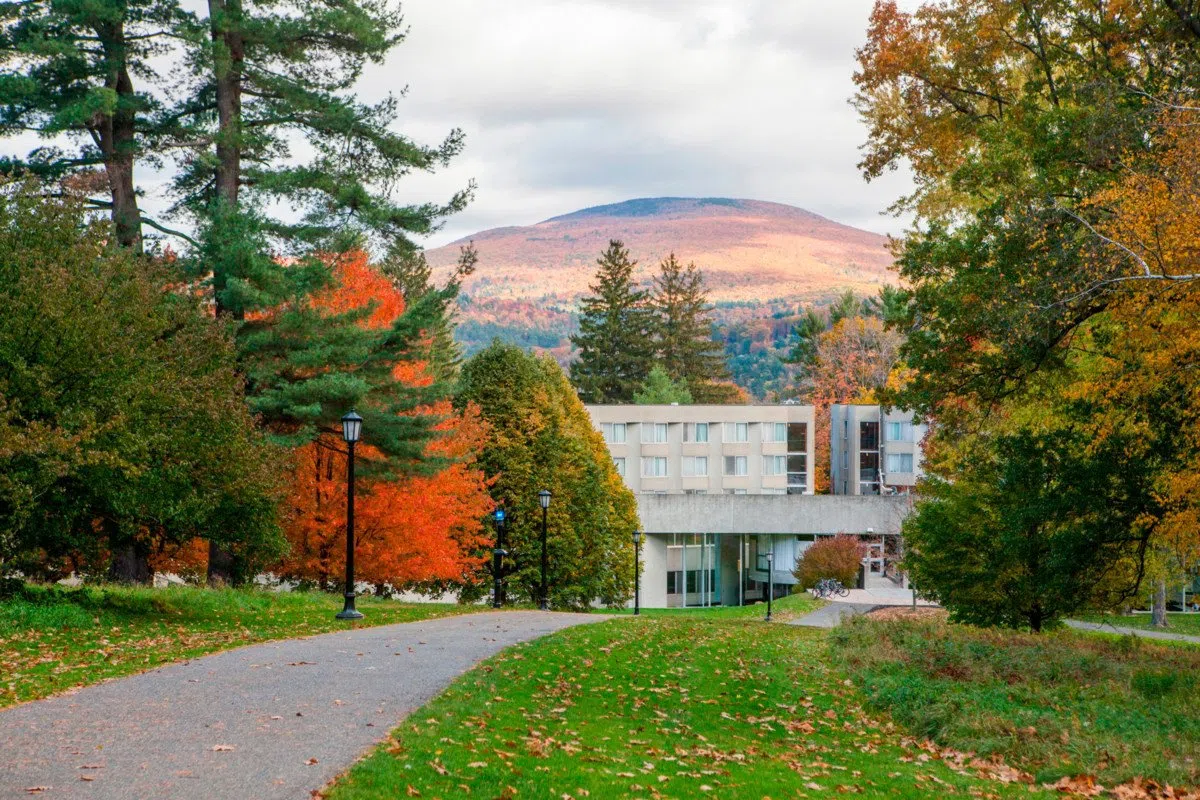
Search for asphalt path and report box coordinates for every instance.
[0,611,606,800]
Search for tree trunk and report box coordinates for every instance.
[209,0,243,212]
[1152,580,1168,628]
[108,539,152,584]
[207,540,238,586]
[95,21,142,252]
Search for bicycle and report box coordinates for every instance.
[809,578,850,599]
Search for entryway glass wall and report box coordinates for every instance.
[665,533,720,607]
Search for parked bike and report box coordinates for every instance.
[810,578,850,599]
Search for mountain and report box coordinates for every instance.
[425,197,896,398]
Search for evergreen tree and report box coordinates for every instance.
[458,341,637,609]
[634,366,692,405]
[649,253,729,402]
[0,0,179,250]
[569,240,654,403]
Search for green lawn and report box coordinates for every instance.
[1077,611,1200,637]
[601,590,823,622]
[326,614,1053,800]
[831,614,1200,788]
[0,582,469,708]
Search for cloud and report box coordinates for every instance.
[374,0,915,247]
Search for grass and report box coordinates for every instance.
[830,614,1200,788]
[600,591,823,622]
[326,614,1053,800]
[0,582,470,708]
[1077,611,1200,637]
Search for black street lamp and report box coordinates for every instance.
[337,411,364,620]
[633,530,642,616]
[492,507,507,609]
[538,489,551,610]
[764,550,774,622]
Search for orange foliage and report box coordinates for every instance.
[276,250,493,587]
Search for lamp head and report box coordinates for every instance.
[341,410,363,443]
[494,507,506,523]
[538,490,551,510]
[633,530,641,545]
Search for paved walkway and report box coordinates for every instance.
[789,602,880,628]
[1065,619,1200,644]
[0,611,605,800]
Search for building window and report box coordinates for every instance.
[725,488,748,495]
[613,457,625,477]
[723,455,748,476]
[763,455,786,475]
[641,456,668,477]
[787,454,807,493]
[886,421,913,442]
[601,422,626,444]
[684,489,706,495]
[787,422,807,452]
[640,422,668,444]
[762,422,786,442]
[682,456,708,477]
[683,422,709,443]
[761,488,787,495]
[860,420,879,450]
[723,422,749,442]
[886,453,914,473]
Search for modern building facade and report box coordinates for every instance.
[584,404,816,497]
[829,405,927,496]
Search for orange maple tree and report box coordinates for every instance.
[274,251,493,588]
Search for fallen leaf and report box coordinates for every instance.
[211,745,235,752]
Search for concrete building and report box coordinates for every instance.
[584,403,816,496]
[586,404,912,608]
[830,405,927,496]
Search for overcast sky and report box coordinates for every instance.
[367,0,915,248]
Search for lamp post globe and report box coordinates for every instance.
[537,490,551,610]
[337,411,364,620]
[633,531,641,616]
[764,550,774,622]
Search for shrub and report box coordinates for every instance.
[793,534,863,590]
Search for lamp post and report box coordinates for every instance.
[764,550,774,622]
[492,507,507,609]
[538,490,551,610]
[633,530,641,616]
[336,411,364,620]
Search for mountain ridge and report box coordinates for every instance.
[425,196,896,397]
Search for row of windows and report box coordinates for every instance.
[836,451,915,474]
[600,421,808,447]
[619,455,809,478]
[841,419,917,445]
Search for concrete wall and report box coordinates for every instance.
[631,531,668,609]
[635,493,913,536]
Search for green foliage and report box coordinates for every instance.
[569,240,654,403]
[458,341,638,609]
[0,183,283,579]
[793,535,864,590]
[649,253,729,401]
[903,421,1159,632]
[831,616,1200,786]
[0,582,468,707]
[633,365,692,405]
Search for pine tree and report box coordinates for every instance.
[569,240,654,403]
[650,253,730,402]
[634,366,693,404]
[0,0,179,250]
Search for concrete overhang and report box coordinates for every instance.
[635,494,913,536]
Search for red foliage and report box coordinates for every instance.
[793,534,865,590]
[275,251,493,587]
